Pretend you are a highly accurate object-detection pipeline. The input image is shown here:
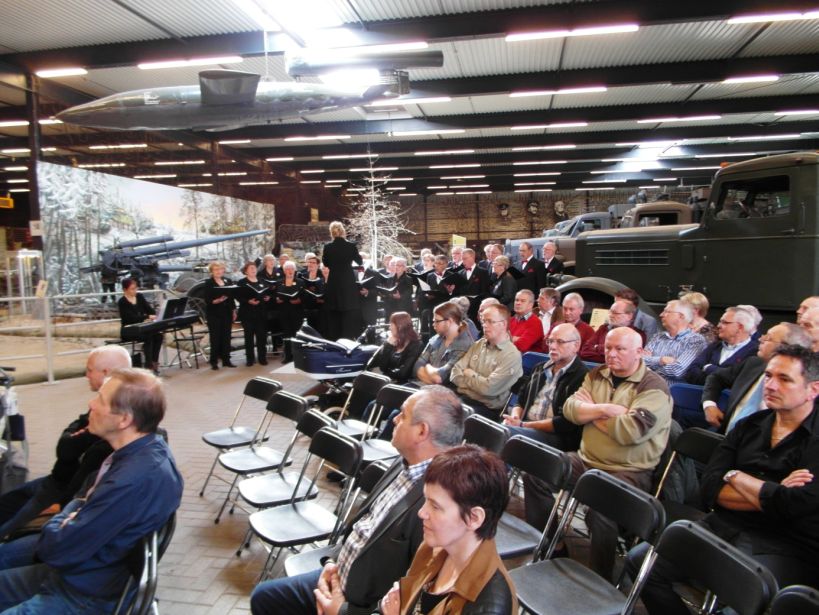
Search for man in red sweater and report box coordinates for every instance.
[509,290,544,353]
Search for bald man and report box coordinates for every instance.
[799,307,819,352]
[0,345,132,539]
[524,327,672,581]
[797,296,819,319]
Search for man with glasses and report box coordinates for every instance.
[503,323,587,450]
[685,306,759,386]
[643,300,707,384]
[580,299,645,364]
[699,322,811,432]
[451,304,523,421]
[527,327,672,580]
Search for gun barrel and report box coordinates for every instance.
[120,229,268,257]
[112,235,175,250]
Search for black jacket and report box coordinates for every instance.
[457,266,490,298]
[323,237,363,311]
[516,256,547,293]
[516,356,588,450]
[702,355,765,433]
[370,339,423,383]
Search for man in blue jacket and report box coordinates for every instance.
[685,306,759,385]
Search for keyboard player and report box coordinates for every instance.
[118,277,162,373]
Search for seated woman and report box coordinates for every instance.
[377,445,517,615]
[118,278,161,372]
[489,256,517,312]
[369,311,423,384]
[680,291,717,343]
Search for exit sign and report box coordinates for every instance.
[0,197,13,209]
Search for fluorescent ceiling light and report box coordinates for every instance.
[178,183,212,187]
[134,174,177,179]
[440,174,485,180]
[240,181,279,185]
[0,121,28,128]
[325,179,347,183]
[1,148,30,154]
[514,181,556,186]
[399,193,418,196]
[218,139,252,145]
[512,145,575,152]
[577,187,616,191]
[722,74,779,84]
[266,156,295,161]
[449,184,489,188]
[639,185,660,189]
[39,118,62,125]
[636,115,721,123]
[414,149,475,156]
[322,153,376,160]
[696,152,757,158]
[301,169,325,174]
[301,180,322,184]
[284,135,351,141]
[368,96,452,107]
[727,11,819,24]
[89,143,148,150]
[350,166,398,172]
[776,109,819,116]
[506,23,638,42]
[42,147,57,152]
[155,160,205,166]
[35,67,87,78]
[728,133,801,142]
[670,166,721,170]
[514,172,561,177]
[515,188,552,193]
[512,160,567,166]
[510,86,607,97]
[653,177,677,181]
[6,178,28,183]
[8,188,29,193]
[429,163,480,169]
[138,56,243,70]
[385,177,413,181]
[385,186,406,191]
[583,179,628,184]
[346,187,366,191]
[455,191,492,195]
[427,185,447,189]
[3,166,27,171]
[216,172,247,176]
[78,162,126,168]
[435,192,454,195]
[391,129,465,137]
[511,123,587,130]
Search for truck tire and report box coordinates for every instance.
[555,276,659,318]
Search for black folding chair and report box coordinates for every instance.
[510,469,665,615]
[248,427,363,580]
[771,585,819,615]
[358,384,416,466]
[462,413,509,455]
[325,371,391,439]
[494,435,572,560]
[654,520,779,615]
[199,377,282,497]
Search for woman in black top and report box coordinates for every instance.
[237,261,270,366]
[299,254,325,333]
[383,257,415,321]
[258,254,282,352]
[275,261,304,363]
[490,255,517,312]
[118,278,162,372]
[203,261,236,370]
[322,221,363,340]
[370,311,423,383]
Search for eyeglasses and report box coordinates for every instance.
[661,310,684,316]
[432,318,449,325]
[547,338,580,345]
[609,311,629,316]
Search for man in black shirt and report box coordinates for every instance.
[627,345,819,615]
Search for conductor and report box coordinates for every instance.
[322,221,363,340]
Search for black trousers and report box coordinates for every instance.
[328,309,361,341]
[242,314,268,363]
[206,313,233,365]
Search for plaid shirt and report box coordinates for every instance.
[337,458,431,588]
[526,361,572,422]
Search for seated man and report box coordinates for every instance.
[450,304,523,420]
[628,345,819,615]
[580,299,645,364]
[509,290,544,353]
[696,322,811,432]
[250,385,465,615]
[552,292,595,348]
[0,368,183,613]
[537,287,561,336]
[799,306,819,352]
[615,288,659,340]
[523,327,672,581]
[797,295,819,319]
[685,306,759,385]
[502,322,587,449]
[643,300,707,384]
[0,345,131,539]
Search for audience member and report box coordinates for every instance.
[451,296,479,341]
[414,302,473,387]
[680,291,717,343]
[580,300,645,363]
[685,306,758,385]
[369,312,423,384]
[627,345,819,615]
[516,242,547,293]
[537,288,562,337]
[451,304,522,421]
[524,327,671,580]
[797,295,819,318]
[555,292,594,347]
[737,303,763,339]
[0,368,183,613]
[542,241,563,275]
[509,290,543,353]
[798,306,819,352]
[250,386,465,615]
[615,288,659,339]
[489,255,517,311]
[502,323,586,449]
[375,445,516,615]
[0,346,131,540]
[695,322,811,432]
[643,300,707,384]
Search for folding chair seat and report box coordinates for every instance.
[358,384,416,466]
[654,521,779,615]
[199,377,282,497]
[494,435,572,560]
[510,469,665,615]
[248,427,363,580]
[653,427,724,525]
[325,371,391,439]
[213,390,306,523]
[462,413,509,455]
[283,459,392,578]
[771,585,819,615]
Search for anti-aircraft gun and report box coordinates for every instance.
[81,229,269,289]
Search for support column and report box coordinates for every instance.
[25,73,42,250]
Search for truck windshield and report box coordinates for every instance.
[712,175,791,220]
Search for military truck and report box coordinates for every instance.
[507,211,615,265]
[558,152,819,326]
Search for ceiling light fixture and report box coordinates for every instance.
[284,135,351,141]
[138,56,243,70]
[218,139,252,145]
[368,96,452,107]
[6,179,28,183]
[775,109,819,116]
[3,166,27,171]
[89,143,148,150]
[514,188,553,193]
[429,163,481,169]
[301,169,325,174]
[728,133,801,142]
[669,165,722,170]
[511,123,587,130]
[322,153,376,160]
[512,160,568,165]
[440,174,485,180]
[266,156,295,161]
[722,74,779,84]
[509,86,607,98]
[414,149,475,156]
[636,115,722,123]
[240,181,279,185]
[514,172,561,177]
[350,166,398,172]
[35,67,87,78]
[391,128,465,137]
[134,174,177,179]
[8,188,29,193]
[178,183,212,187]
[727,11,819,24]
[506,23,638,42]
[78,162,126,168]
[514,181,557,186]
[155,160,206,166]
[577,187,616,191]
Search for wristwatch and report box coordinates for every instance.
[723,469,740,483]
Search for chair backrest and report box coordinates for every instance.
[771,585,819,615]
[521,351,549,375]
[572,469,665,544]
[673,427,724,464]
[463,414,509,455]
[669,383,704,412]
[296,408,336,439]
[369,384,417,426]
[346,371,392,419]
[656,521,779,615]
[244,377,283,402]
[267,390,309,423]
[501,435,571,491]
[309,427,364,478]
[358,459,392,494]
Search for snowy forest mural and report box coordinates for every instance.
[37,162,276,294]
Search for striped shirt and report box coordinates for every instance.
[644,328,707,384]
